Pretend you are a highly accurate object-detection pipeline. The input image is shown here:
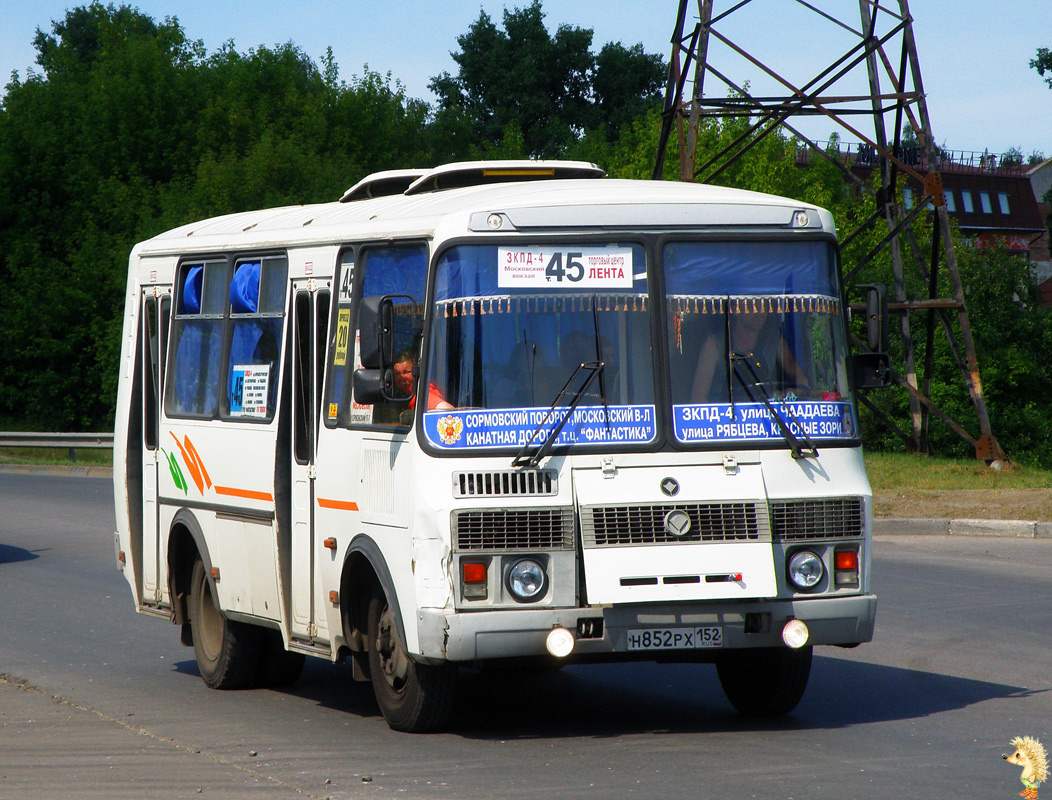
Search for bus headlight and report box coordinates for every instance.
[787,550,824,590]
[506,559,547,602]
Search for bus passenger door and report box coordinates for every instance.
[290,282,330,641]
[141,291,168,605]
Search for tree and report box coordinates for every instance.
[429,0,664,158]
[0,4,435,430]
[1031,47,1052,89]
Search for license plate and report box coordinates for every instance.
[626,626,723,650]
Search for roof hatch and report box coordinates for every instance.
[340,169,427,203]
[405,160,605,195]
[340,160,605,202]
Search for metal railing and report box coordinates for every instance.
[0,432,114,449]
[0,431,113,464]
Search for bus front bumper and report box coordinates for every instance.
[416,594,877,662]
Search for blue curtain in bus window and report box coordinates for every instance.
[230,261,260,313]
[171,323,222,416]
[168,264,223,416]
[360,248,426,298]
[229,262,263,376]
[663,241,835,296]
[181,266,204,314]
[226,260,285,419]
[434,246,499,301]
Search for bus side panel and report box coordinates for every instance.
[159,420,282,621]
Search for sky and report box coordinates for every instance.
[1,0,1050,159]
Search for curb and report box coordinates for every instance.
[875,518,1052,539]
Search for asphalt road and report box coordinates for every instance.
[1,471,1049,800]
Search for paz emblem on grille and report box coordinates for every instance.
[663,509,692,538]
[660,477,679,497]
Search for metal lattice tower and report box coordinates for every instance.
[654,0,1004,461]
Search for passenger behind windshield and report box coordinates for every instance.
[690,306,807,402]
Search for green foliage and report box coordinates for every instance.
[429,0,663,157]
[0,4,432,430]
[1032,47,1052,89]
[4,0,1052,473]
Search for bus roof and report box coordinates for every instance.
[133,161,833,257]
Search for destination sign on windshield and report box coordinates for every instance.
[497,246,635,289]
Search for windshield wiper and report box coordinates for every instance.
[511,360,604,468]
[591,297,611,434]
[730,352,819,460]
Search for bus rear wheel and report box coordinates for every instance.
[715,645,812,717]
[189,558,261,689]
[366,591,457,732]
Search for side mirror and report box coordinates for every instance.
[358,296,395,370]
[853,352,891,389]
[353,367,394,404]
[856,283,889,352]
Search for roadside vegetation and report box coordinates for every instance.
[865,452,1052,521]
[0,447,110,467]
[2,1,1051,470]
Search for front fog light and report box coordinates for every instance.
[506,559,547,602]
[782,619,810,648]
[788,550,824,590]
[546,626,575,657]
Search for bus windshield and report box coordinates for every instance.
[423,243,657,451]
[664,239,855,446]
[422,238,857,452]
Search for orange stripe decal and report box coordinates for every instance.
[317,498,359,511]
[214,485,274,502]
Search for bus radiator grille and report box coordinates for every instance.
[770,497,864,541]
[452,507,575,551]
[581,502,769,548]
[452,470,558,498]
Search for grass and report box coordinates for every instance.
[864,451,1052,521]
[0,447,112,467]
[864,451,1052,491]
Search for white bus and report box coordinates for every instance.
[113,160,887,731]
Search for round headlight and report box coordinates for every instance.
[506,559,547,602]
[787,550,824,590]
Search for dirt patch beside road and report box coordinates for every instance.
[873,488,1052,522]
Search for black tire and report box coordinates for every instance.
[366,591,457,732]
[715,645,812,717]
[188,558,262,689]
[256,629,306,688]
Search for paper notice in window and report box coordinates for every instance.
[230,364,270,418]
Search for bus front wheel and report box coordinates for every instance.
[366,591,457,732]
[715,645,812,716]
[189,558,261,689]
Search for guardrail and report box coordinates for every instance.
[0,432,114,449]
[0,431,113,463]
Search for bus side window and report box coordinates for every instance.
[224,255,288,421]
[353,245,428,428]
[324,250,355,428]
[166,260,227,418]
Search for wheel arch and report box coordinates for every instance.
[339,534,405,655]
[167,508,214,643]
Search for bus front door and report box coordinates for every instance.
[141,291,168,606]
[289,282,330,642]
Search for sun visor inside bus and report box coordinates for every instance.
[181,266,204,314]
[230,262,261,313]
[663,241,836,297]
